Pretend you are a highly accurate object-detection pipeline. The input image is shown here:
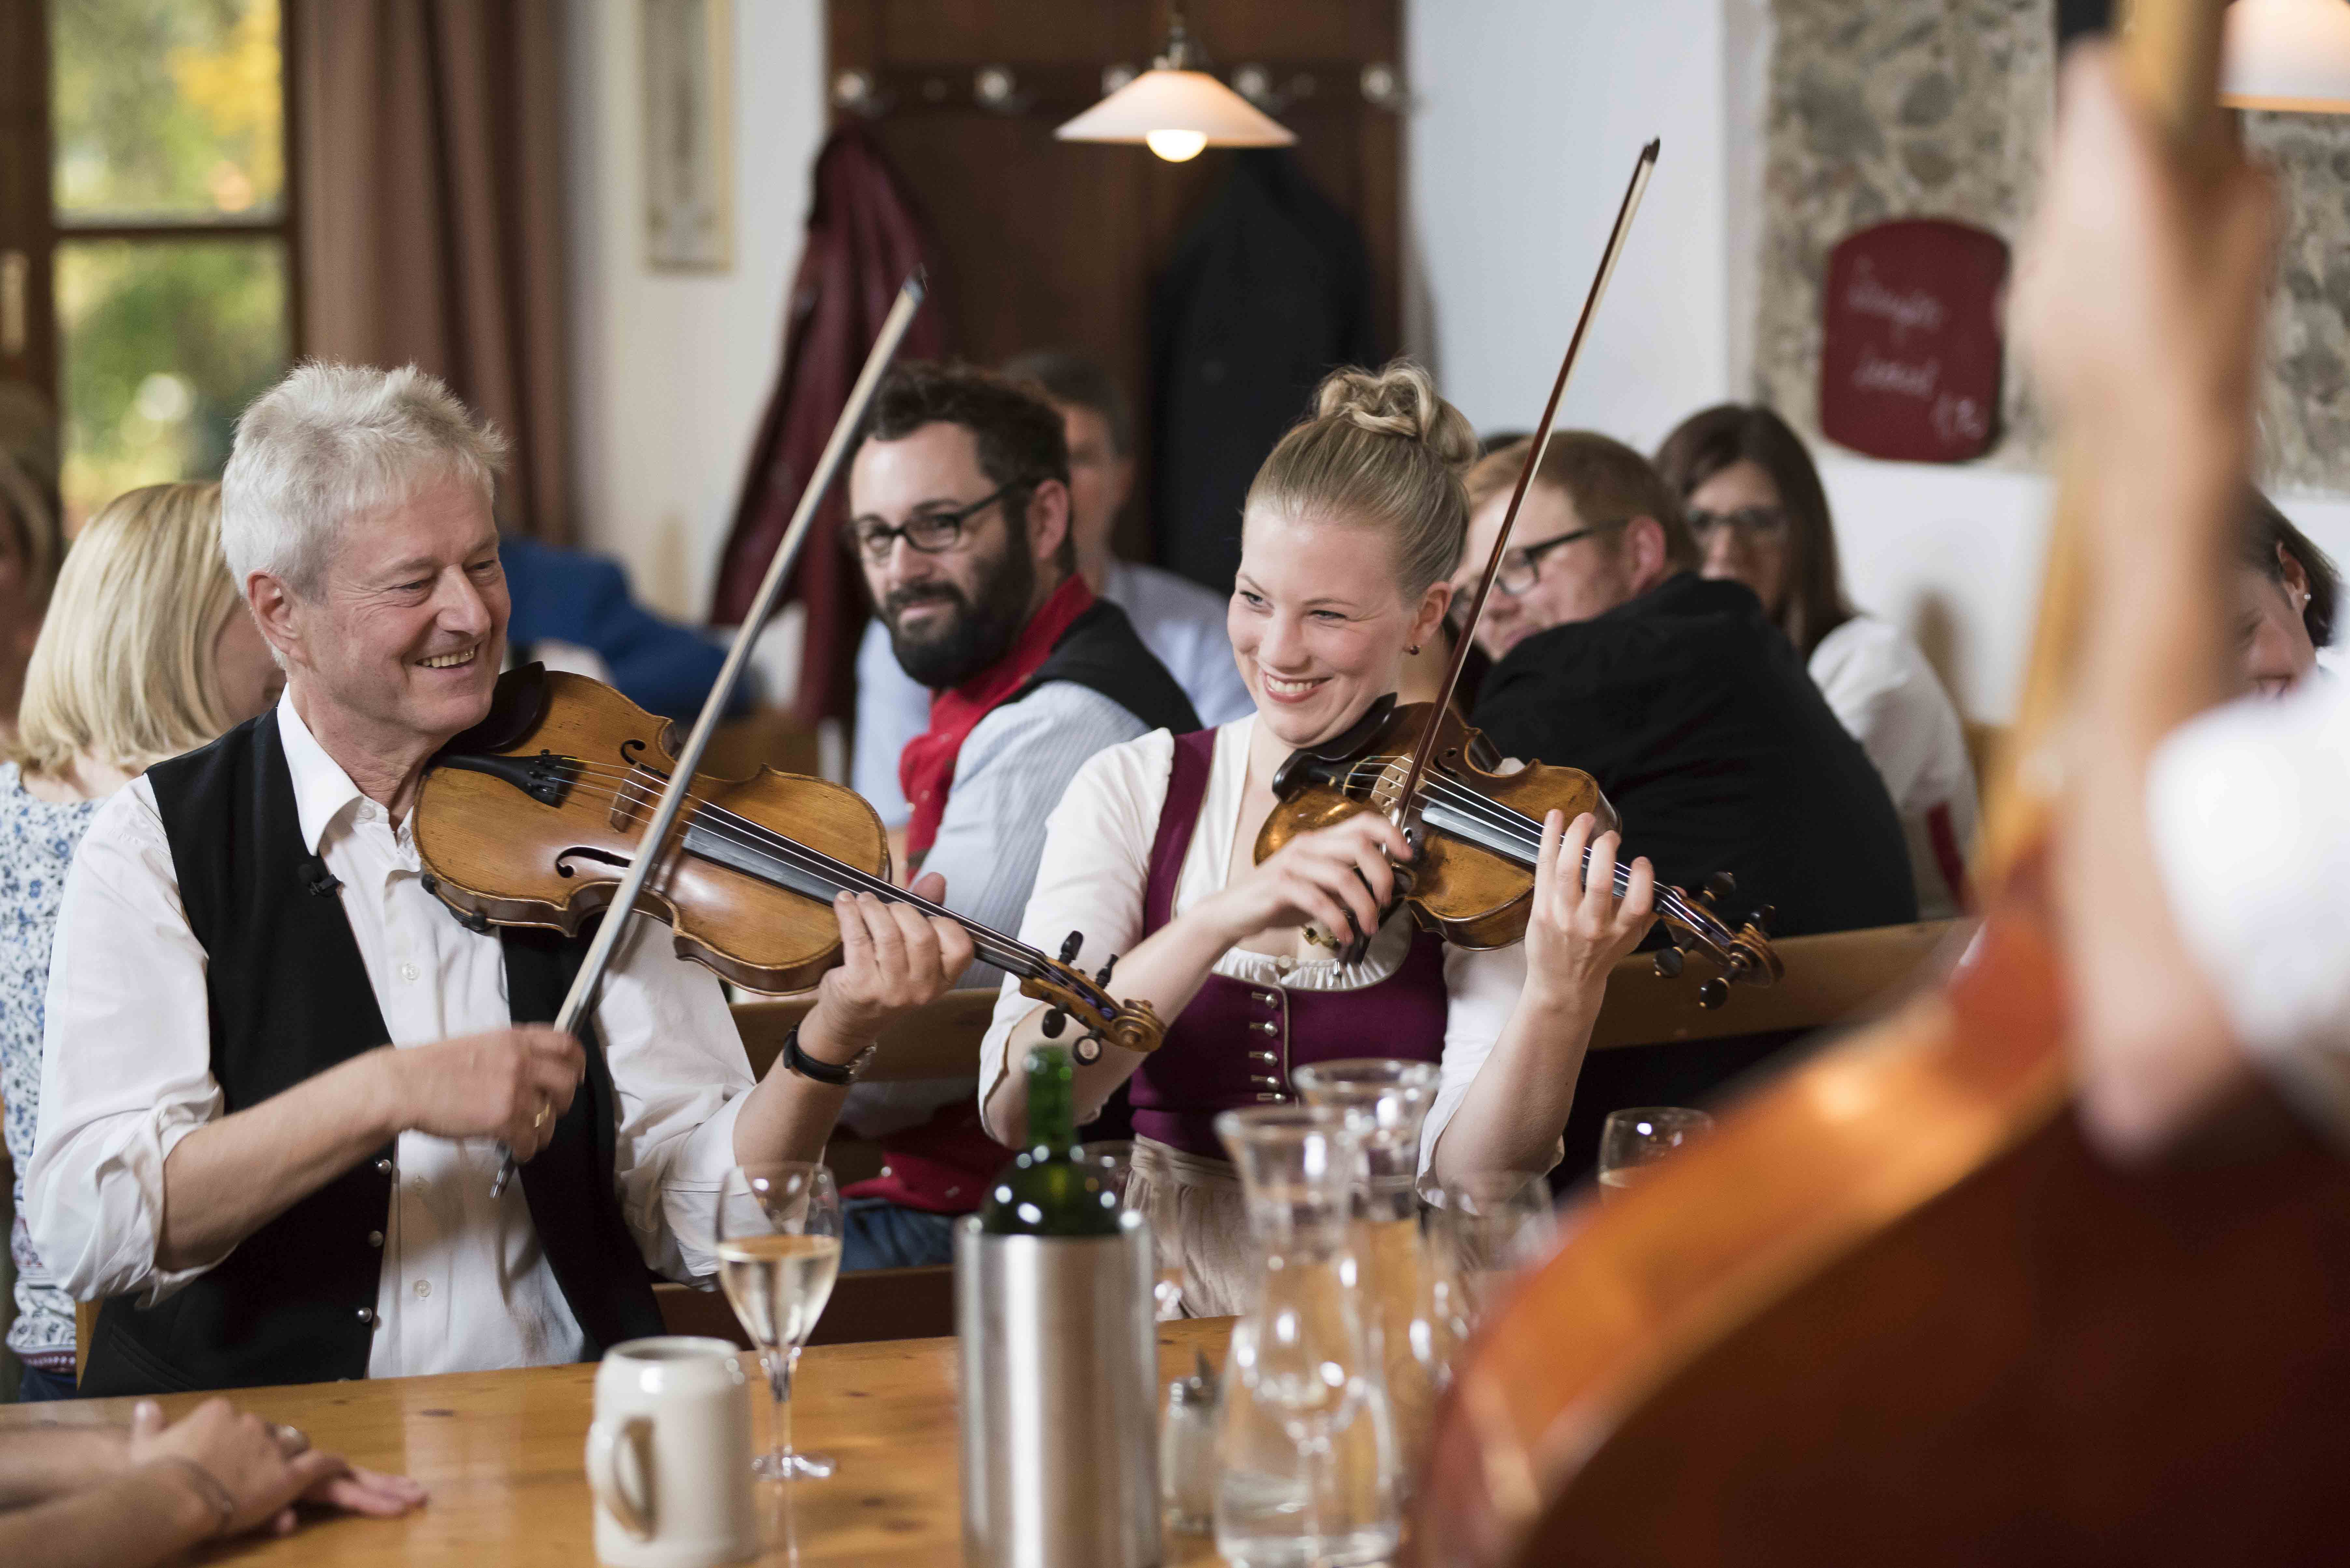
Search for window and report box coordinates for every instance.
[0,0,298,527]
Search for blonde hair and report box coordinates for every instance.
[1244,360,1477,597]
[11,482,248,775]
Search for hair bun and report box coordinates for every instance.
[1312,360,1478,471]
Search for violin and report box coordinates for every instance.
[1255,140,1777,1006]
[415,665,1163,1056]
[1258,694,1779,1002]
[409,274,1149,1197]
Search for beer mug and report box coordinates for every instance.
[586,1336,758,1568]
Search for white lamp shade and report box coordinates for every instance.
[2222,0,2350,113]
[1055,68,1296,149]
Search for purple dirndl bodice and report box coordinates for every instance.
[1123,728,1450,1159]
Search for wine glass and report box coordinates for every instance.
[1426,1170,1557,1335]
[716,1162,842,1481]
[1597,1107,1715,1202]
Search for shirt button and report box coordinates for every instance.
[879,1165,893,1179]
[399,962,420,983]
[412,1280,431,1299]
[373,1158,393,1176]
[367,1230,384,1248]
[356,1307,377,1326]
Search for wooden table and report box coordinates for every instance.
[1,1321,1234,1565]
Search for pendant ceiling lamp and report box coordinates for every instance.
[1054,8,1296,162]
[2221,0,2350,112]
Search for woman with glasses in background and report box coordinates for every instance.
[1655,404,1979,918]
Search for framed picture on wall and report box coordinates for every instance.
[642,0,733,271]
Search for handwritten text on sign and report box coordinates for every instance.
[1819,218,2008,463]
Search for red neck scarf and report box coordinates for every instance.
[898,573,1095,861]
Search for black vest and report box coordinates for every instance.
[81,711,662,1396]
[1008,598,1201,736]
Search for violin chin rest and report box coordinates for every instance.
[440,663,551,756]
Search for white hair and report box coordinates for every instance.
[221,361,506,596]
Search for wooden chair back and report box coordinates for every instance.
[1590,918,1967,1052]
[732,988,999,1082]
[655,1265,955,1348]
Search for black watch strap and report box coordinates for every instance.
[780,1024,872,1086]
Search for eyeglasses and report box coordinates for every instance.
[1492,520,1628,597]
[842,481,1017,563]
[1685,504,1788,542]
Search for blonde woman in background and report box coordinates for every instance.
[3,482,280,1399]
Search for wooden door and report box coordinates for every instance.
[825,0,1402,563]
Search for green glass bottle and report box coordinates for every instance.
[978,1045,1122,1236]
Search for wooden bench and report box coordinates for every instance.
[1589,918,1969,1052]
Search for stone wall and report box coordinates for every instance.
[1756,0,2350,489]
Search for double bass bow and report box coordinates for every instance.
[409,273,1162,1195]
[1417,6,2350,1564]
[1256,139,1780,1005]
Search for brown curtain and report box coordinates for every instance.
[292,1,572,542]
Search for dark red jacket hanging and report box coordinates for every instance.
[711,126,949,726]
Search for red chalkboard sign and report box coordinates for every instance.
[1818,218,2009,463]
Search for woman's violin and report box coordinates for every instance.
[414,666,1164,1058]
[1258,694,1780,1003]
[1256,139,1777,1007]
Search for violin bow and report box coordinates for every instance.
[1388,140,1660,836]
[492,272,928,1197]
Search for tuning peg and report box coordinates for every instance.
[1652,945,1685,979]
[1059,931,1084,964]
[1074,1035,1102,1065]
[1704,872,1737,904]
[1041,1008,1067,1038]
[1696,977,1729,1010]
[1095,954,1118,987]
[1755,904,1775,934]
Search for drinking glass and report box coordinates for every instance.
[1597,1107,1715,1201]
[1083,1137,1187,1319]
[716,1162,842,1481]
[1425,1170,1557,1336]
[1213,1105,1399,1568]
[1292,1058,1450,1490]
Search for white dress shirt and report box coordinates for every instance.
[850,560,1254,826]
[2149,677,2350,1139]
[29,694,754,1378]
[1809,615,1981,918]
[979,716,1537,1176]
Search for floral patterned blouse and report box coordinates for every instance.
[1,762,102,1372]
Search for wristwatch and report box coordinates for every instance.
[781,1024,878,1086]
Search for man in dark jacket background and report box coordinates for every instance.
[1454,431,1916,1176]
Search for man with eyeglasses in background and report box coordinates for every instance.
[1447,431,1916,1180]
[829,362,1197,1269]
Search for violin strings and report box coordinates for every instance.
[520,770,1053,981]
[1329,754,1717,934]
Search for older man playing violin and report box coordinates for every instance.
[28,363,972,1397]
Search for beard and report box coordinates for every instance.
[883,536,1039,690]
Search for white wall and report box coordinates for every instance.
[564,0,825,620]
[1404,0,1733,448]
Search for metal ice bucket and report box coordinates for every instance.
[955,1210,1161,1568]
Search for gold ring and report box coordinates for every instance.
[532,1102,550,1131]
[273,1423,311,1457]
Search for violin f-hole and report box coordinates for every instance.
[556,846,632,880]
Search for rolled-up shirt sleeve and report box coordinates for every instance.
[29,780,233,1305]
[595,918,755,1284]
[2148,681,2350,1137]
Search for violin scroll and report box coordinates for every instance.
[1020,929,1167,1065]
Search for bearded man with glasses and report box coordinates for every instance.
[1449,430,1917,1181]
[829,363,1197,1269]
